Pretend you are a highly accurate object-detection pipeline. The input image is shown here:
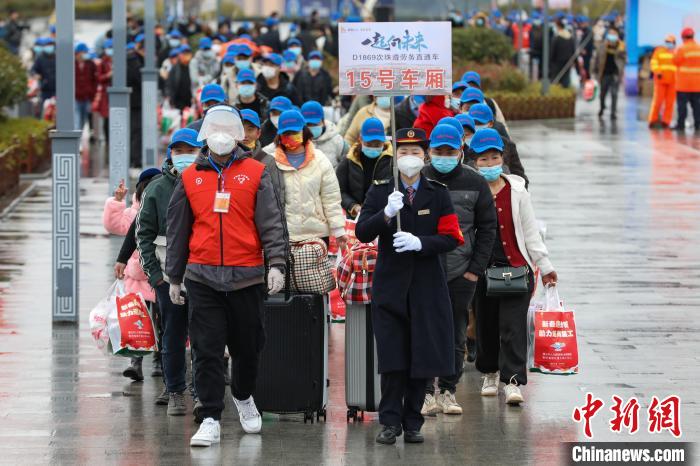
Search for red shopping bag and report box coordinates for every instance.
[328,288,346,321]
[530,286,579,374]
[114,292,157,353]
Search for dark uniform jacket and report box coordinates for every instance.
[293,68,334,105]
[335,142,393,214]
[256,72,301,106]
[355,175,463,378]
[423,164,497,281]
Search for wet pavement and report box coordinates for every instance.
[0,96,698,465]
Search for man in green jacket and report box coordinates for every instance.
[136,128,201,416]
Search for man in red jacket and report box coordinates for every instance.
[74,42,97,132]
[412,95,455,137]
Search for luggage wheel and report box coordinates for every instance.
[347,408,358,423]
[304,410,315,424]
[316,409,327,422]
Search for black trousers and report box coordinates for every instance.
[130,108,142,168]
[599,74,620,115]
[474,270,534,386]
[677,92,700,130]
[426,276,477,394]
[186,279,266,421]
[379,371,427,431]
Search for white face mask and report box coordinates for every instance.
[397,155,425,178]
[261,65,277,79]
[270,115,280,128]
[475,123,489,131]
[212,43,221,54]
[207,132,237,156]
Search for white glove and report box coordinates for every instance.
[383,191,404,218]
[267,267,285,295]
[393,231,422,253]
[169,283,185,305]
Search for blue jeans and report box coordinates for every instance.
[155,282,189,393]
[74,99,91,131]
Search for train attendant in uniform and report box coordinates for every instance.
[355,128,464,445]
[165,105,287,447]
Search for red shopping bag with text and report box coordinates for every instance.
[113,292,157,354]
[530,286,579,374]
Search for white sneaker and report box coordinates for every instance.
[480,372,499,396]
[233,395,262,433]
[421,393,440,416]
[504,377,524,405]
[437,391,463,415]
[190,418,220,447]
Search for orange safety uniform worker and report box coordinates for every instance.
[647,35,677,128]
[673,28,700,131]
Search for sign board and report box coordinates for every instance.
[338,21,452,96]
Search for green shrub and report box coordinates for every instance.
[453,60,527,93]
[452,27,514,64]
[0,47,27,112]
[0,117,51,152]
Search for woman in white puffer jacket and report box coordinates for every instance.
[272,110,347,249]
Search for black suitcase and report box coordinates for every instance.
[255,293,328,423]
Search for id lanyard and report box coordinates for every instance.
[208,155,234,213]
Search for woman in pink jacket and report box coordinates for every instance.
[103,168,160,381]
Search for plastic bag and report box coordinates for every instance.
[89,280,121,354]
[107,283,157,357]
[528,285,579,374]
[583,79,599,102]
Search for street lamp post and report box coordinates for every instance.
[142,0,158,168]
[50,0,81,323]
[541,0,550,95]
[108,0,131,197]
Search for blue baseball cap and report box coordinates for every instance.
[265,17,279,27]
[470,128,504,154]
[199,37,212,49]
[239,33,253,40]
[169,48,180,58]
[236,44,253,56]
[168,29,183,38]
[462,71,481,88]
[437,117,464,138]
[135,33,145,44]
[200,83,226,104]
[460,87,484,104]
[308,50,322,60]
[346,15,362,22]
[430,124,462,150]
[35,37,48,46]
[178,44,192,54]
[469,103,494,124]
[263,53,283,66]
[168,128,203,153]
[103,38,113,49]
[237,68,256,83]
[49,24,56,34]
[222,53,235,64]
[240,109,261,128]
[452,80,467,92]
[288,37,302,47]
[456,114,476,132]
[301,101,324,125]
[74,42,89,53]
[138,167,161,184]
[282,50,296,62]
[269,96,293,113]
[126,42,135,50]
[360,117,386,143]
[227,44,240,54]
[277,110,305,134]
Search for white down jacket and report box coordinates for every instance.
[311,120,347,168]
[274,141,346,242]
[504,174,554,275]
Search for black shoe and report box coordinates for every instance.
[151,354,163,377]
[610,113,617,121]
[376,425,403,445]
[466,339,476,363]
[672,124,685,131]
[123,358,144,381]
[404,430,425,444]
[598,109,604,119]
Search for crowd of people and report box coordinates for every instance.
[77,9,564,448]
